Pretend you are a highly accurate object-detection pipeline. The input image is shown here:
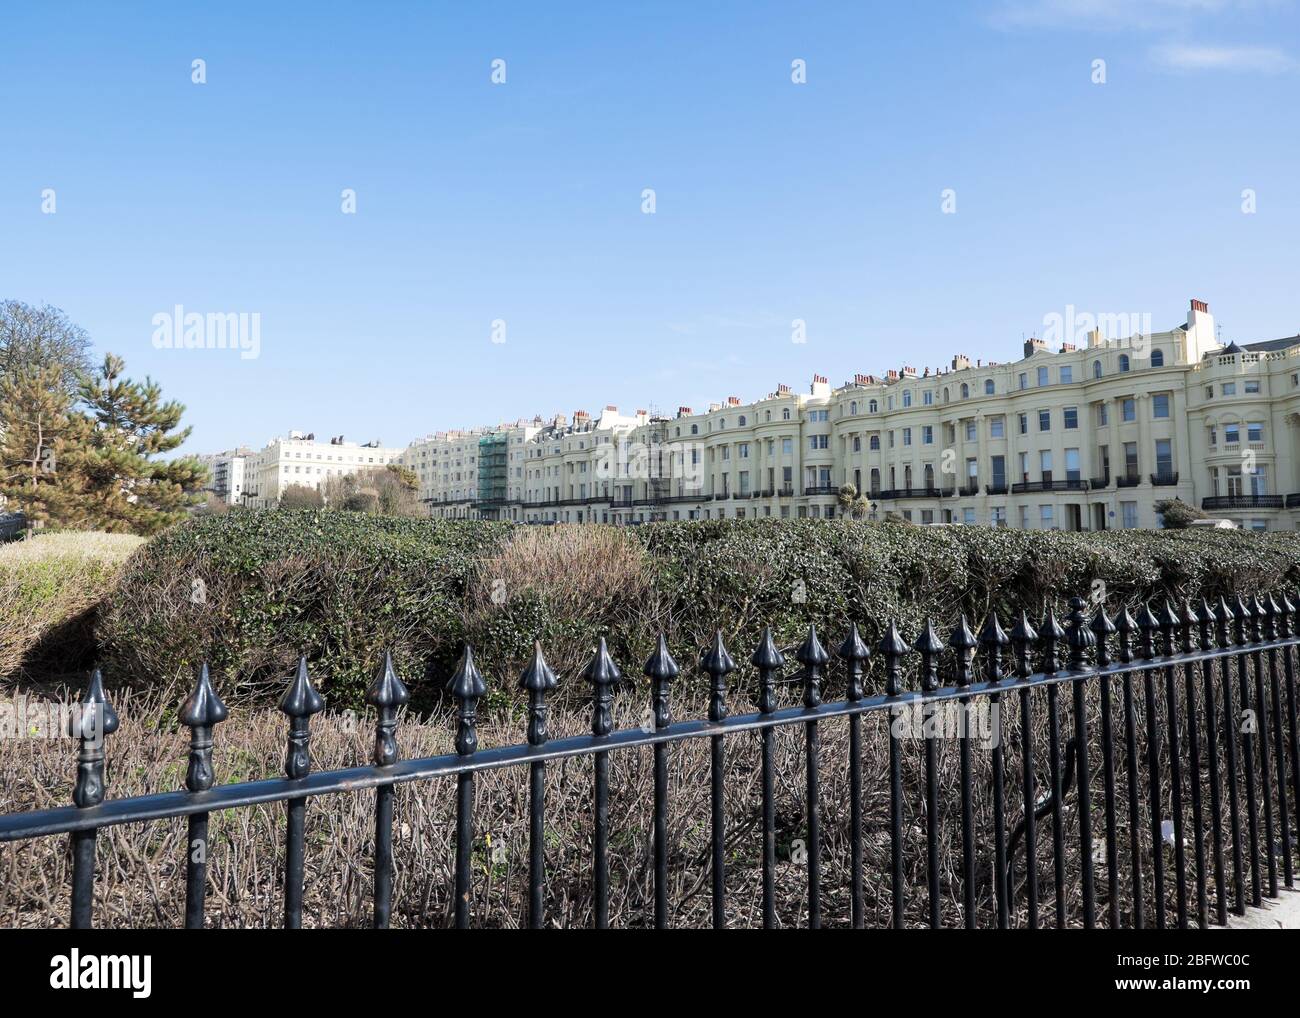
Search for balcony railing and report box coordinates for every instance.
[984,484,1009,496]
[804,485,839,496]
[1090,475,1110,489]
[777,487,794,497]
[1201,495,1284,511]
[1116,473,1142,488]
[877,487,945,500]
[957,483,980,497]
[1287,493,1300,509]
[1010,479,1087,494]
[1150,472,1180,487]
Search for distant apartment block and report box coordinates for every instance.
[402,300,1300,531]
[241,432,403,508]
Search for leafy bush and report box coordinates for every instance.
[1155,498,1210,529]
[94,512,1300,711]
[0,531,144,678]
[95,509,510,706]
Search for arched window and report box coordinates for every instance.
[765,410,771,422]
[961,383,969,399]
[1119,354,1130,372]
[783,408,791,420]
[738,415,746,426]
[1093,360,1102,379]
[868,399,878,413]
[691,424,698,435]
[852,436,861,452]
[943,388,950,403]
[984,379,995,395]
[1150,349,1164,367]
[850,401,858,414]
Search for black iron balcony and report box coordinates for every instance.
[804,485,839,496]
[658,493,705,504]
[877,487,945,500]
[957,483,980,497]
[713,492,730,501]
[1116,473,1142,488]
[777,487,794,497]
[1288,493,1300,508]
[1150,472,1179,487]
[1011,479,1088,494]
[984,484,1009,496]
[1090,475,1110,489]
[1201,495,1284,510]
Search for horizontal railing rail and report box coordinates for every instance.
[3,589,1298,931]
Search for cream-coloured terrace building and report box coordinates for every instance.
[242,431,404,508]
[417,300,1300,532]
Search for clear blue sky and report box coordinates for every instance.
[2,1,1297,456]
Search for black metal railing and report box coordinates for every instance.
[1116,473,1142,488]
[1151,472,1180,487]
[804,485,839,496]
[877,487,946,500]
[1090,475,1110,490]
[2,590,1298,931]
[1202,495,1284,511]
[1011,479,1088,494]
[1288,494,1300,509]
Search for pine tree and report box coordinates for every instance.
[0,364,88,527]
[71,353,208,534]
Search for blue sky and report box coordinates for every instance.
[2,0,1298,455]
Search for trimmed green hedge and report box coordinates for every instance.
[95,511,1300,709]
[95,510,510,704]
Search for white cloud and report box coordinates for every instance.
[1149,41,1294,70]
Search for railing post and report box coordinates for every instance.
[179,663,229,929]
[1262,594,1292,889]
[1136,604,1168,928]
[278,656,324,929]
[1039,606,1068,928]
[582,637,623,929]
[700,630,735,930]
[1115,605,1145,928]
[949,615,979,928]
[914,620,944,929]
[1216,596,1247,913]
[643,634,679,930]
[979,612,1010,929]
[1232,594,1263,908]
[880,621,910,930]
[1197,597,1228,925]
[1011,611,1039,928]
[1252,595,1281,896]
[1280,592,1300,889]
[1066,596,1097,929]
[1179,600,1210,928]
[752,627,786,929]
[1158,600,1189,928]
[68,668,119,929]
[520,642,559,930]
[837,624,870,931]
[796,624,828,930]
[367,650,410,929]
[447,646,485,929]
[1090,603,1120,928]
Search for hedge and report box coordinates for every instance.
[94,511,1300,710]
[0,531,145,679]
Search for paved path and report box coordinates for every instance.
[1218,887,1300,929]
